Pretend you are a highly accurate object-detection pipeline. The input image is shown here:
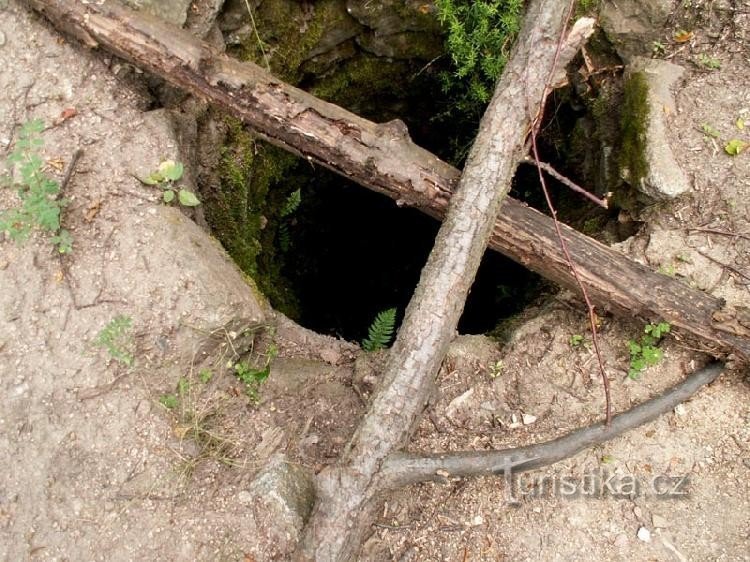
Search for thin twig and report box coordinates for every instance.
[521,156,608,208]
[687,227,750,243]
[528,2,612,424]
[60,148,83,191]
[694,248,750,283]
[243,0,271,72]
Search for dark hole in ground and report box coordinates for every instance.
[281,166,544,341]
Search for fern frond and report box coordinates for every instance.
[280,188,301,217]
[362,308,397,352]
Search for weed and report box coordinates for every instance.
[278,188,301,252]
[362,308,397,352]
[159,394,179,409]
[658,263,676,277]
[0,119,72,253]
[628,321,671,379]
[232,343,277,401]
[569,334,584,347]
[199,368,213,383]
[651,41,666,57]
[95,315,134,366]
[138,160,200,207]
[696,53,720,70]
[435,0,522,161]
[488,360,504,378]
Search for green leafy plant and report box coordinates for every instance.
[696,53,721,70]
[362,308,397,352]
[628,321,671,379]
[724,139,748,156]
[278,188,302,252]
[0,119,72,253]
[651,40,666,57]
[159,393,179,410]
[569,334,584,347]
[280,188,301,218]
[232,344,277,401]
[700,123,721,138]
[437,0,522,110]
[138,160,200,207]
[199,368,213,384]
[95,314,134,366]
[488,360,504,378]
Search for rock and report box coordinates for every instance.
[652,513,670,528]
[621,58,690,200]
[600,0,673,63]
[346,0,441,35]
[121,0,192,27]
[445,388,475,424]
[246,454,316,534]
[357,30,443,60]
[637,526,652,542]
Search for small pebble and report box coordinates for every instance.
[637,527,651,542]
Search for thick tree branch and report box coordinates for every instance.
[22,0,750,360]
[296,1,583,558]
[380,362,724,488]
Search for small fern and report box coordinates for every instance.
[280,188,301,218]
[362,308,397,352]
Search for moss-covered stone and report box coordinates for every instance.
[204,118,301,317]
[619,71,649,192]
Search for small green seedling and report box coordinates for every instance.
[95,314,134,366]
[362,308,397,352]
[159,394,179,410]
[700,123,721,138]
[233,361,270,402]
[488,360,504,379]
[628,321,671,379]
[569,334,584,347]
[138,160,200,207]
[697,53,720,70]
[199,369,213,383]
[0,119,72,253]
[232,344,277,402]
[724,139,748,156]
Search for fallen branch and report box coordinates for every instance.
[23,0,750,360]
[381,362,724,488]
[296,1,586,558]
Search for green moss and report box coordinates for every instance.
[203,117,301,317]
[233,0,345,84]
[575,0,600,17]
[619,71,650,192]
[311,55,412,115]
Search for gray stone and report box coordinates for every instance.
[122,0,192,27]
[357,30,443,60]
[346,0,441,35]
[625,58,690,200]
[246,454,315,532]
[600,0,673,63]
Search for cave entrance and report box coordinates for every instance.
[279,167,543,341]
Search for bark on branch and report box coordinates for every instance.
[22,0,750,360]
[296,1,584,558]
[380,362,724,488]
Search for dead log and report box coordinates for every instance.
[23,0,750,360]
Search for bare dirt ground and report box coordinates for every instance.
[0,1,748,561]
